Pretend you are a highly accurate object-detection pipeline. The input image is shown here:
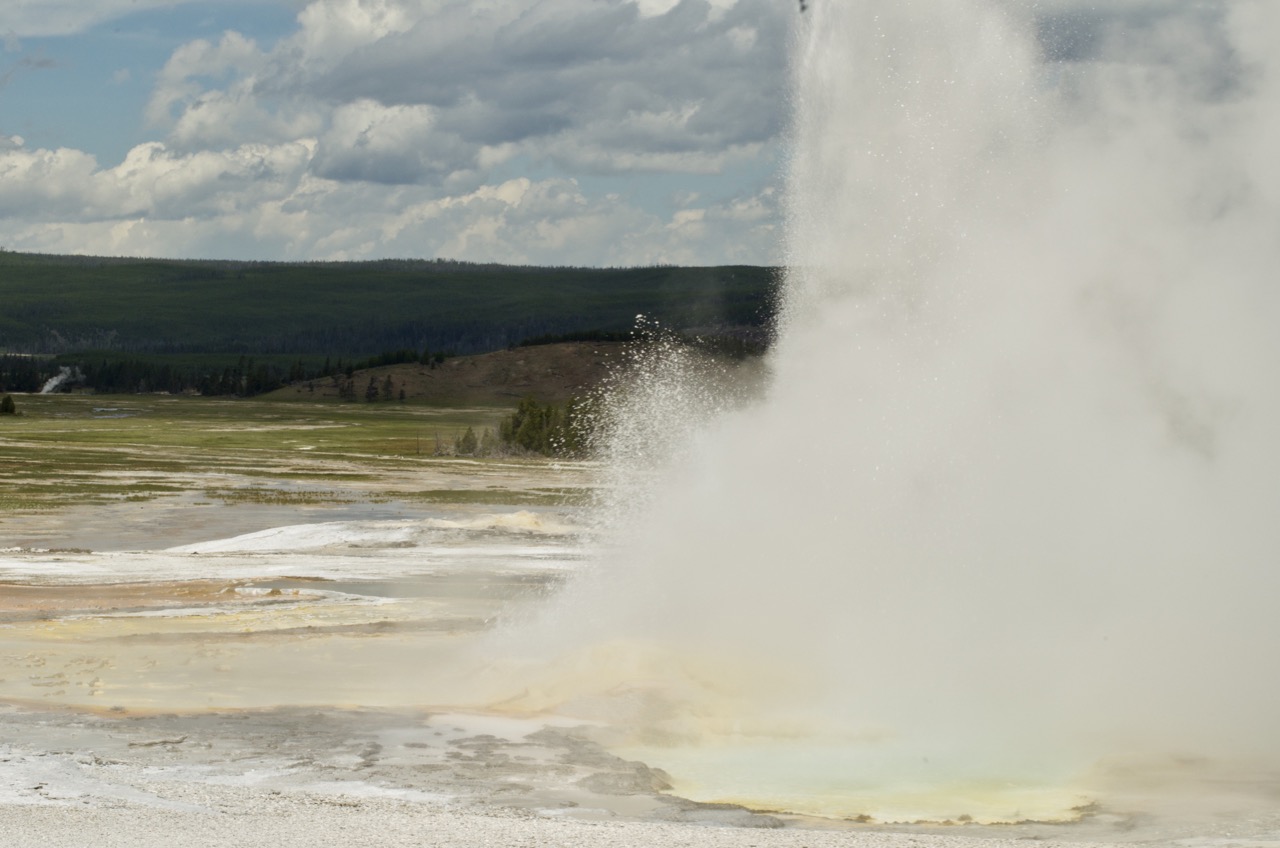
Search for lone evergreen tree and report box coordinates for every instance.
[456,426,478,456]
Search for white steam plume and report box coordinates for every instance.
[487,0,1280,821]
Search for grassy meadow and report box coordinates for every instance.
[0,393,587,518]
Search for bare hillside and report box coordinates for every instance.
[267,342,627,406]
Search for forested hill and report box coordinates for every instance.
[0,252,778,357]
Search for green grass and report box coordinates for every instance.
[1,394,503,452]
[379,488,590,507]
[202,488,357,506]
[0,394,558,513]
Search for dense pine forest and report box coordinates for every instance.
[0,251,778,396]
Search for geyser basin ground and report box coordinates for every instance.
[2,440,1277,847]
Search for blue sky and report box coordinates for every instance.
[6,4,302,165]
[3,1,1250,267]
[0,0,792,265]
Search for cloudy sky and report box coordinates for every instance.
[0,0,792,265]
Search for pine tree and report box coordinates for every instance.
[456,426,478,456]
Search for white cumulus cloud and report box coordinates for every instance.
[0,0,790,264]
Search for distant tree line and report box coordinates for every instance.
[496,396,597,457]
[423,397,600,458]
[25,346,453,397]
[354,347,448,370]
[327,371,413,404]
[0,250,780,357]
[517,328,768,359]
[7,318,621,358]
[517,330,634,347]
[434,398,595,459]
[1,251,702,276]
[0,354,52,393]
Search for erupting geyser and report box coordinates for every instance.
[490,0,1280,824]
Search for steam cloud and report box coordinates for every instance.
[495,0,1280,818]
